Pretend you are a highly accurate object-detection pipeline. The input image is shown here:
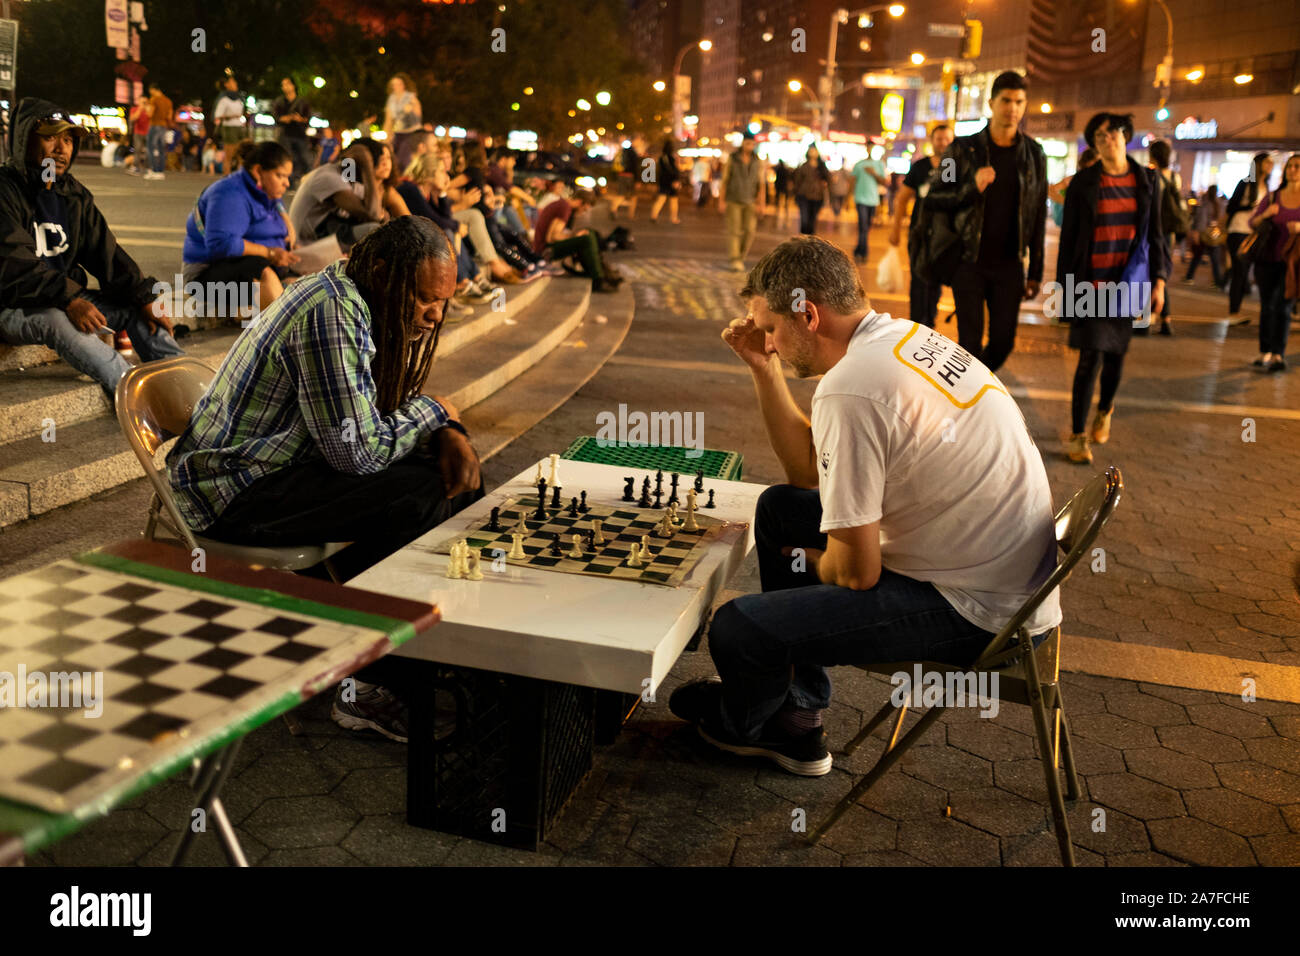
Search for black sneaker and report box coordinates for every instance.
[1268,357,1288,373]
[331,681,409,743]
[1158,321,1173,336]
[668,679,833,777]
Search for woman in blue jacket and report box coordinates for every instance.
[183,140,300,316]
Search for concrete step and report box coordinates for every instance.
[433,278,592,413]
[464,283,635,462]
[0,344,62,373]
[439,275,549,358]
[0,417,164,528]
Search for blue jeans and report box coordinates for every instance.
[796,197,822,235]
[854,203,876,258]
[707,485,1000,741]
[146,126,168,173]
[0,290,184,398]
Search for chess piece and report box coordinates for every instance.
[694,471,704,494]
[652,487,663,509]
[445,541,464,579]
[488,507,501,532]
[568,534,585,558]
[638,478,652,508]
[683,490,700,532]
[508,531,526,559]
[548,453,560,488]
[568,496,579,517]
[592,519,605,545]
[626,543,643,567]
[705,489,716,509]
[551,485,562,510]
[514,513,529,536]
[548,532,563,556]
[535,462,544,483]
[583,530,596,552]
[655,469,664,495]
[467,549,484,580]
[579,490,589,513]
[640,533,651,555]
[666,501,680,526]
[536,478,548,519]
[668,472,680,506]
[654,509,675,538]
[622,477,635,502]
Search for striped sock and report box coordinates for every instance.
[773,706,823,736]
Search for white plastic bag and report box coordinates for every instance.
[876,246,904,294]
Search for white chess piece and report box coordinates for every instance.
[666,501,680,526]
[592,519,605,545]
[640,533,652,557]
[654,509,675,538]
[535,461,544,483]
[568,534,585,559]
[467,549,484,580]
[683,490,700,532]
[548,453,560,488]
[456,539,471,577]
[446,541,464,579]
[626,543,643,567]
[508,531,526,559]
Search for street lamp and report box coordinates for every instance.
[1126,0,1173,124]
[596,90,612,106]
[653,80,667,92]
[788,79,821,132]
[822,4,905,141]
[909,51,925,65]
[672,38,713,140]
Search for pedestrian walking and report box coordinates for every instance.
[889,124,955,327]
[609,134,645,221]
[1183,187,1226,287]
[792,145,830,235]
[1246,153,1300,373]
[1225,152,1273,324]
[850,150,886,263]
[829,165,851,219]
[1056,113,1168,464]
[212,72,247,157]
[272,76,314,185]
[145,82,174,180]
[773,159,792,220]
[649,138,682,224]
[383,73,423,171]
[1146,139,1188,336]
[720,130,765,271]
[126,94,150,175]
[925,71,1047,373]
[691,153,712,205]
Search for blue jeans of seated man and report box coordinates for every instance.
[146,126,168,173]
[707,484,1008,742]
[0,290,184,399]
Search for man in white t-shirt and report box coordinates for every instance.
[289,155,382,250]
[669,236,1061,776]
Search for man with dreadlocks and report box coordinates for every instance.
[168,217,480,741]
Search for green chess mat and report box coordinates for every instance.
[561,436,743,481]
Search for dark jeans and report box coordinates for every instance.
[853,203,876,258]
[952,258,1024,373]
[1070,348,1125,434]
[282,136,315,185]
[1256,259,1293,356]
[546,234,604,282]
[796,197,823,235]
[706,485,998,741]
[1184,241,1224,286]
[1226,233,1252,314]
[201,443,485,582]
[478,203,542,270]
[1159,234,1173,320]
[909,273,943,328]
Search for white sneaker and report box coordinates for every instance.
[144,171,165,181]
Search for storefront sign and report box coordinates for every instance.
[105,0,129,48]
[880,94,905,134]
[1174,117,1218,140]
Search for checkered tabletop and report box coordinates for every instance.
[432,493,728,588]
[0,560,388,814]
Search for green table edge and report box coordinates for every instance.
[560,435,744,481]
[0,552,421,859]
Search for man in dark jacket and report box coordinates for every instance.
[925,71,1047,373]
[0,97,182,400]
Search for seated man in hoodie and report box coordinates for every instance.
[183,140,300,317]
[0,98,182,400]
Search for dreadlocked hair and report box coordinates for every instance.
[345,218,454,415]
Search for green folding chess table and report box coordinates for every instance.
[561,436,743,481]
[0,539,438,867]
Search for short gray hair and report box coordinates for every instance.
[741,237,866,316]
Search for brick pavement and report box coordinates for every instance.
[24,204,1300,866]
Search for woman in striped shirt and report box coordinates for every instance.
[1055,112,1170,464]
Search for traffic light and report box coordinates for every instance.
[961,20,982,59]
[1155,105,1170,122]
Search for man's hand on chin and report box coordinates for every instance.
[435,426,480,498]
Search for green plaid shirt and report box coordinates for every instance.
[167,261,449,531]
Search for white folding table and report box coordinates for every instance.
[350,458,767,848]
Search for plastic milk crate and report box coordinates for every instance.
[561,436,744,481]
[401,661,596,851]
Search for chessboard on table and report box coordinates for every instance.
[0,542,434,819]
[431,494,728,587]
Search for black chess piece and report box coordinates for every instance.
[705,489,716,508]
[668,472,680,506]
[638,477,652,508]
[655,469,664,494]
[583,530,596,552]
[568,496,579,517]
[622,477,635,502]
[551,485,562,509]
[535,480,549,520]
[579,491,589,513]
[652,487,663,509]
[488,507,500,531]
[548,532,563,556]
[694,471,704,494]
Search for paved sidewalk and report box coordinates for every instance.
[16,200,1300,866]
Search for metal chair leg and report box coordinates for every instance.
[844,696,902,756]
[1018,630,1076,866]
[144,493,162,540]
[884,701,909,754]
[1054,687,1081,801]
[169,740,246,866]
[809,705,946,845]
[322,557,342,584]
[210,798,249,867]
[282,710,304,736]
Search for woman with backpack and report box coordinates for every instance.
[1146,139,1186,336]
[1225,152,1274,325]
[1057,113,1168,464]
[1245,153,1300,373]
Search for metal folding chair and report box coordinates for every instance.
[808,466,1124,866]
